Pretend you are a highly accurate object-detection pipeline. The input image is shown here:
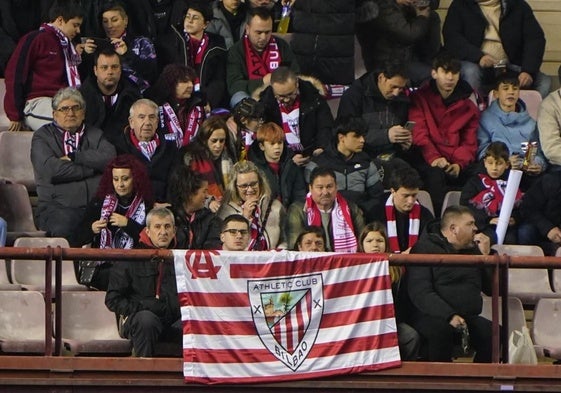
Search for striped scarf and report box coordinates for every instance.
[40,23,81,88]
[99,193,146,250]
[385,194,420,253]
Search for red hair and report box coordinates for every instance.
[95,154,154,205]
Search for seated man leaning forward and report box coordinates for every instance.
[220,214,251,251]
[105,207,181,357]
[408,205,493,363]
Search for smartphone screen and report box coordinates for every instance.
[404,121,416,131]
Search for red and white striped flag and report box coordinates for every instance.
[173,250,401,384]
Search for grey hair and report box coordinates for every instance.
[52,87,86,111]
[129,98,159,117]
[146,207,175,227]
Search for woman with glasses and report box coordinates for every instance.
[218,161,287,250]
[176,115,236,213]
[77,154,153,290]
[157,0,228,109]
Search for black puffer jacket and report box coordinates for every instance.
[173,206,222,250]
[520,172,561,238]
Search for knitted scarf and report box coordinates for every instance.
[469,174,522,216]
[385,194,421,253]
[55,123,85,156]
[129,128,160,161]
[279,97,302,151]
[243,34,281,80]
[40,23,81,88]
[99,193,146,250]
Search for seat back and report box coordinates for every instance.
[488,89,542,120]
[480,296,526,339]
[416,190,435,217]
[553,248,561,292]
[0,79,9,131]
[441,191,461,217]
[61,291,122,341]
[532,298,561,350]
[0,131,35,191]
[0,291,45,341]
[0,183,38,232]
[11,237,83,289]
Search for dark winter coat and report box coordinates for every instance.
[173,206,222,250]
[520,172,561,238]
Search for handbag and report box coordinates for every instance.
[508,326,538,364]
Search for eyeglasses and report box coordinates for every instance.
[274,89,298,100]
[236,181,259,190]
[56,105,83,114]
[222,228,249,236]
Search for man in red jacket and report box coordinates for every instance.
[4,1,84,131]
[409,52,480,214]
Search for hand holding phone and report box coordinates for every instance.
[404,121,416,131]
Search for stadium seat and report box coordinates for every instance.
[0,261,21,290]
[61,291,132,356]
[552,248,561,293]
[0,182,45,245]
[0,131,36,192]
[532,298,561,360]
[0,79,9,132]
[492,244,560,306]
[480,295,526,340]
[416,190,435,217]
[10,237,86,292]
[0,290,52,354]
[487,89,542,120]
[441,191,461,217]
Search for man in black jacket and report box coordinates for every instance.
[408,205,493,362]
[105,207,181,357]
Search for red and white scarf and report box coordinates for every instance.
[161,103,204,147]
[469,173,523,216]
[186,33,208,91]
[99,193,146,250]
[243,34,281,80]
[385,194,420,253]
[129,128,160,160]
[279,97,302,151]
[56,123,85,156]
[248,203,269,251]
[305,192,357,252]
[40,23,81,87]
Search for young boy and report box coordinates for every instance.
[460,141,523,244]
[478,73,546,190]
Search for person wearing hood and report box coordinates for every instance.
[409,51,480,214]
[407,205,493,362]
[105,207,181,357]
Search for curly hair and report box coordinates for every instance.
[148,63,197,104]
[167,164,207,209]
[222,160,271,206]
[95,154,153,205]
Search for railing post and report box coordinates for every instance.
[44,246,53,357]
[491,253,500,363]
[500,254,510,363]
[54,245,63,356]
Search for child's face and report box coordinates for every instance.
[362,231,387,253]
[494,82,520,112]
[484,156,509,179]
[259,140,283,163]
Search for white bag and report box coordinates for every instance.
[508,326,538,364]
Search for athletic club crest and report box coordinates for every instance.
[248,274,324,371]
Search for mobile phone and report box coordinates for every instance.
[301,145,315,157]
[82,37,112,49]
[404,121,416,131]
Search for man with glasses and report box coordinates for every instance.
[259,66,333,166]
[220,214,251,251]
[31,87,116,246]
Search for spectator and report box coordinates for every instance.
[145,64,206,148]
[82,2,158,92]
[220,214,251,251]
[167,165,222,250]
[538,86,561,171]
[287,166,365,252]
[337,60,413,188]
[226,6,299,107]
[293,226,326,252]
[229,97,265,160]
[408,205,493,362]
[442,0,550,98]
[306,116,385,222]
[157,0,228,109]
[31,87,116,246]
[358,221,421,361]
[115,98,177,203]
[218,161,287,250]
[519,171,561,255]
[259,66,333,166]
[0,217,6,247]
[177,116,236,212]
[77,154,153,290]
[461,141,522,244]
[4,0,84,131]
[409,52,480,214]
[247,122,307,208]
[383,167,434,254]
[206,0,247,49]
[478,73,545,190]
[79,47,141,148]
[356,0,442,86]
[105,207,181,357]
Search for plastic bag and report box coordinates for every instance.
[508,326,538,364]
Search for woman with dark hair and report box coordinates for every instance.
[218,160,287,250]
[177,115,236,212]
[157,0,228,109]
[146,63,206,147]
[167,165,222,250]
[77,154,153,290]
